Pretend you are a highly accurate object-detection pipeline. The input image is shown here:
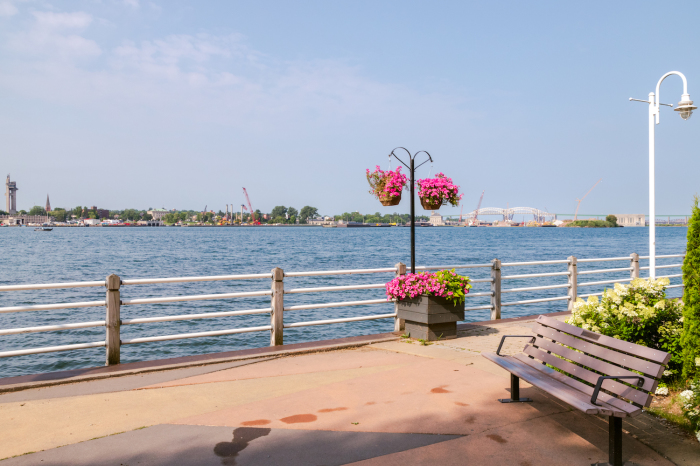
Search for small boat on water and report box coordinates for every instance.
[35,226,53,231]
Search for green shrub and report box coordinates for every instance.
[679,377,700,442]
[566,219,616,228]
[682,195,700,379]
[567,278,683,379]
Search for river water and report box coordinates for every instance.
[0,226,688,378]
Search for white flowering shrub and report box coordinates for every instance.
[567,278,684,378]
[679,379,700,442]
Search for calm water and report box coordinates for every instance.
[0,226,688,378]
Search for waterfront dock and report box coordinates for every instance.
[1,313,696,465]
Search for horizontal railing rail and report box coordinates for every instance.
[0,252,686,366]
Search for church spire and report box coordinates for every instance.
[45,194,51,213]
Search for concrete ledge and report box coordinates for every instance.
[0,311,570,394]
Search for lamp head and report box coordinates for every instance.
[674,93,697,120]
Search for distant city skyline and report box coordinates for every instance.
[1,1,699,216]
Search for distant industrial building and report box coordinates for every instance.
[615,214,645,226]
[148,208,169,220]
[5,174,17,214]
[429,211,444,226]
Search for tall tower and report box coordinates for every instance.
[45,194,51,213]
[5,175,18,215]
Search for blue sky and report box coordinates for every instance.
[1,1,698,217]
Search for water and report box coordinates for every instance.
[0,226,688,378]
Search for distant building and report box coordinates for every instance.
[615,214,645,227]
[96,209,110,219]
[45,194,51,213]
[147,208,169,220]
[429,211,444,226]
[5,174,18,214]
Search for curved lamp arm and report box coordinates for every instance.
[654,71,690,124]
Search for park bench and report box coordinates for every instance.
[482,314,670,466]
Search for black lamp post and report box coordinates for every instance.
[389,147,433,274]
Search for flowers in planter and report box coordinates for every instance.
[385,269,471,305]
[366,166,408,206]
[416,173,462,210]
[567,277,684,380]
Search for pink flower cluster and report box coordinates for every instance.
[416,173,462,206]
[385,270,470,303]
[366,166,408,198]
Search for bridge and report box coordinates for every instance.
[463,207,556,223]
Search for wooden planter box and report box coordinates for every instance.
[397,295,464,341]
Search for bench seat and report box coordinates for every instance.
[482,351,640,418]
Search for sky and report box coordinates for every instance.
[1,0,699,218]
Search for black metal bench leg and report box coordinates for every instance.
[592,416,625,466]
[498,374,533,403]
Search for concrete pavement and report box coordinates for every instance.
[1,314,695,465]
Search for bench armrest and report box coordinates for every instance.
[591,375,645,406]
[496,335,536,356]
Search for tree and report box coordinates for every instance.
[49,210,66,222]
[143,213,153,221]
[299,206,318,222]
[287,207,299,219]
[271,206,287,219]
[682,195,700,378]
[19,210,26,215]
[606,215,618,227]
[0,210,7,215]
[28,206,47,216]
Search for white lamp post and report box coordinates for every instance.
[630,72,696,279]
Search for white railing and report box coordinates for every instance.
[0,252,686,365]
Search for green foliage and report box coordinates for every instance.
[270,206,287,219]
[49,209,66,222]
[120,209,141,221]
[682,195,700,379]
[433,269,473,305]
[566,219,616,228]
[18,210,26,215]
[0,210,7,215]
[679,378,700,440]
[299,206,318,223]
[143,213,153,221]
[568,278,684,378]
[28,206,46,216]
[606,215,618,226]
[287,207,298,218]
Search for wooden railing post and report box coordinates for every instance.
[630,253,640,279]
[490,259,501,320]
[567,256,577,312]
[105,274,121,366]
[270,267,284,346]
[394,262,406,332]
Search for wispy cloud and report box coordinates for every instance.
[7,10,101,57]
[0,1,18,17]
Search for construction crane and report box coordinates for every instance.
[574,179,602,221]
[242,188,259,225]
[458,205,464,224]
[471,190,485,225]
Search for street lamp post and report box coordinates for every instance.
[389,147,433,274]
[630,71,696,279]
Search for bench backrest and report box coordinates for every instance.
[526,315,670,407]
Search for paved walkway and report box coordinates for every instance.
[1,315,697,465]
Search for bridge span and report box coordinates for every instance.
[464,207,556,223]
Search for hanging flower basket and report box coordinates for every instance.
[366,166,407,206]
[380,192,402,206]
[420,198,442,210]
[417,173,462,211]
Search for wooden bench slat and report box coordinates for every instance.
[531,336,658,393]
[482,352,622,416]
[536,315,671,365]
[511,353,642,417]
[522,344,653,407]
[533,323,664,378]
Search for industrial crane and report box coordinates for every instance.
[471,190,485,226]
[242,188,260,225]
[574,179,602,221]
